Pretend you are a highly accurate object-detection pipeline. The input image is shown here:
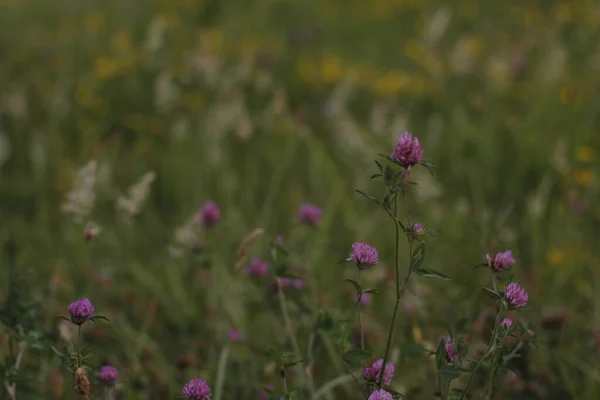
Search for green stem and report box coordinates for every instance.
[281,367,288,395]
[341,361,369,399]
[77,325,82,368]
[379,200,410,387]
[276,278,316,398]
[459,309,504,400]
[356,269,365,352]
[214,345,230,400]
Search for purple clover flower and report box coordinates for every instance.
[182,378,211,400]
[199,201,220,228]
[68,298,95,325]
[369,389,394,400]
[486,250,516,272]
[501,318,513,329]
[292,279,305,289]
[504,282,528,309]
[99,366,118,386]
[363,359,395,386]
[349,242,379,269]
[246,258,269,277]
[297,204,322,226]
[228,329,244,343]
[445,336,459,363]
[391,131,424,170]
[354,292,372,306]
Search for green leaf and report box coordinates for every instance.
[355,190,381,206]
[438,364,463,380]
[342,348,372,368]
[90,315,110,322]
[420,160,436,177]
[370,173,383,179]
[316,312,334,332]
[266,346,282,365]
[400,343,428,357]
[345,279,362,293]
[414,268,450,281]
[410,242,427,270]
[283,358,309,368]
[472,263,489,270]
[435,338,447,369]
[362,288,379,295]
[481,287,502,301]
[374,160,383,172]
[47,342,66,359]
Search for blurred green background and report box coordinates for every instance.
[1,0,599,399]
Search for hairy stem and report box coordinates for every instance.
[77,325,82,368]
[276,278,316,398]
[379,199,410,387]
[356,269,365,352]
[460,309,504,400]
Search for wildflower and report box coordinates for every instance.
[486,250,516,272]
[74,368,91,396]
[445,337,459,362]
[246,258,269,277]
[116,171,156,217]
[408,222,425,241]
[182,378,211,400]
[297,204,322,225]
[363,359,395,386]
[369,389,393,400]
[199,201,220,228]
[99,366,118,386]
[391,131,423,169]
[354,292,372,306]
[349,242,379,269]
[68,298,95,325]
[228,330,244,343]
[501,318,513,329]
[504,282,528,309]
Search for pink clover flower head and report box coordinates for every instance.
[501,318,513,329]
[292,279,305,289]
[363,359,395,386]
[199,201,220,228]
[444,336,459,363]
[349,242,379,269]
[228,329,244,343]
[68,298,95,325]
[504,282,528,309]
[99,365,118,386]
[182,378,211,400]
[369,389,394,400]
[486,250,516,272]
[391,131,424,169]
[247,258,269,277]
[354,292,372,306]
[297,204,322,226]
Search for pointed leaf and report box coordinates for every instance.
[438,364,463,380]
[410,242,427,270]
[345,279,362,294]
[472,263,489,270]
[415,268,450,281]
[355,190,381,206]
[370,174,383,179]
[342,348,372,368]
[90,315,110,322]
[481,287,502,301]
[374,160,383,172]
[363,288,379,295]
[283,358,310,368]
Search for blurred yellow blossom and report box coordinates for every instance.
[372,70,411,96]
[576,146,595,163]
[321,56,344,84]
[572,169,596,187]
[297,56,319,86]
[559,86,577,105]
[546,249,564,266]
[574,278,592,297]
[94,57,120,80]
[111,31,132,53]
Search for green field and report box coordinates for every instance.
[1,0,599,399]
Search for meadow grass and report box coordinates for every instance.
[0,0,599,399]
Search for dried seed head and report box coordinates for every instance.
[74,368,91,396]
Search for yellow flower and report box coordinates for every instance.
[111,32,132,54]
[321,56,343,84]
[297,56,319,85]
[546,249,564,266]
[572,169,596,187]
[94,57,120,80]
[576,146,595,163]
[372,70,410,96]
